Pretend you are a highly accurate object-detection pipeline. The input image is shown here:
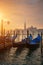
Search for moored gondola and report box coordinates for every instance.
[26,34,41,49]
[13,34,41,49]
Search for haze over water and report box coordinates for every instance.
[0,0,43,30]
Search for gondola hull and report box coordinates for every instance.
[13,42,26,47]
[13,41,40,49]
[26,43,40,49]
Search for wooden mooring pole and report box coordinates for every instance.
[41,32,42,54]
[27,30,29,37]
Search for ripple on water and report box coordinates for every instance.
[0,47,43,65]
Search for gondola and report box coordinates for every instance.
[26,35,41,49]
[13,34,41,49]
[13,41,26,47]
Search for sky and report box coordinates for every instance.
[0,0,43,30]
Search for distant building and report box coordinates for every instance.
[27,26,38,35]
[38,29,43,34]
[24,22,26,30]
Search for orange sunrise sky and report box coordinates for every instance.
[0,0,43,30]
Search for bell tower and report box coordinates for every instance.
[24,21,26,30]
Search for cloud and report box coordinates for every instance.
[0,0,41,5]
[14,0,41,5]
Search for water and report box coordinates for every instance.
[0,47,43,65]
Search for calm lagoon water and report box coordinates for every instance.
[0,47,43,65]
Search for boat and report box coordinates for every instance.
[26,34,41,49]
[13,34,41,49]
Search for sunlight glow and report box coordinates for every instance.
[0,12,6,21]
[0,12,4,21]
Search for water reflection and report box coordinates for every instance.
[41,55,43,65]
[0,47,43,65]
[15,46,24,56]
[27,48,37,56]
